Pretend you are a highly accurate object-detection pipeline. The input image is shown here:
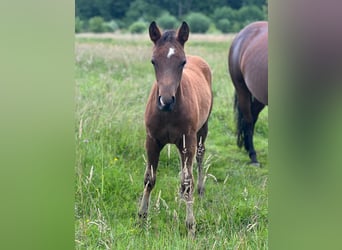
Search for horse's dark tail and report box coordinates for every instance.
[234,91,244,148]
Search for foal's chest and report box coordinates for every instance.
[146,111,191,144]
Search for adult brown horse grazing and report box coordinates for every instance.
[228,21,268,166]
[138,21,213,236]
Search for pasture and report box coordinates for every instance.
[75,33,268,249]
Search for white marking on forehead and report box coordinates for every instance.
[167,47,175,59]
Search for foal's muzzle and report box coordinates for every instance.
[158,95,175,111]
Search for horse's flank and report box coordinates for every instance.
[231,21,268,105]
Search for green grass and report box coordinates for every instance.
[75,34,268,249]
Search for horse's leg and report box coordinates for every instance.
[236,89,259,164]
[177,134,197,237]
[196,122,208,196]
[138,136,162,219]
[249,98,266,166]
[251,98,265,127]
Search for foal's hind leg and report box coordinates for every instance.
[138,136,162,219]
[196,122,209,196]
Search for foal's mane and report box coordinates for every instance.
[157,30,176,45]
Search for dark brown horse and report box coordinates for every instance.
[228,21,268,166]
[138,21,213,236]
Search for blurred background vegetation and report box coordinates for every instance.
[75,0,268,34]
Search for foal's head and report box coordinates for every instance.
[149,21,189,111]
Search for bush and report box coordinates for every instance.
[212,6,237,24]
[88,16,105,33]
[231,22,242,33]
[212,7,238,33]
[207,22,221,34]
[236,5,264,24]
[212,5,265,33]
[104,20,119,32]
[156,13,178,30]
[185,12,211,33]
[217,19,231,33]
[75,16,84,33]
[125,0,162,26]
[129,21,148,34]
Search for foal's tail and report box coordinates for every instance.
[234,91,244,148]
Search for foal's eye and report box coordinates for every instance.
[181,60,187,68]
[151,59,155,66]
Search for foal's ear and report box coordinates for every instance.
[149,21,161,44]
[176,21,189,46]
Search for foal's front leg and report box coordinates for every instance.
[138,136,162,219]
[177,134,196,237]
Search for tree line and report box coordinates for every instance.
[75,0,268,34]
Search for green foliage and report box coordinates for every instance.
[212,6,237,24]
[264,0,269,17]
[217,19,231,33]
[76,0,130,20]
[242,0,267,6]
[75,0,100,20]
[185,12,211,33]
[103,20,119,32]
[212,5,265,33]
[75,0,249,22]
[76,0,268,32]
[236,5,264,25]
[125,0,162,26]
[125,0,148,22]
[212,6,240,33]
[206,22,221,34]
[129,21,148,34]
[156,13,178,30]
[88,16,105,33]
[75,16,84,33]
[232,22,243,33]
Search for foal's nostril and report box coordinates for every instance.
[158,95,176,111]
[159,96,165,106]
[159,96,175,106]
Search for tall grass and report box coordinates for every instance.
[75,34,268,249]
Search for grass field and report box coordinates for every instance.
[75,33,268,249]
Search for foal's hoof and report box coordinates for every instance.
[186,221,196,239]
[198,187,205,197]
[137,211,148,228]
[188,229,196,240]
[138,211,147,219]
[249,161,261,167]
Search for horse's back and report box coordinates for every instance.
[185,55,212,87]
[182,55,213,128]
[229,21,268,105]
